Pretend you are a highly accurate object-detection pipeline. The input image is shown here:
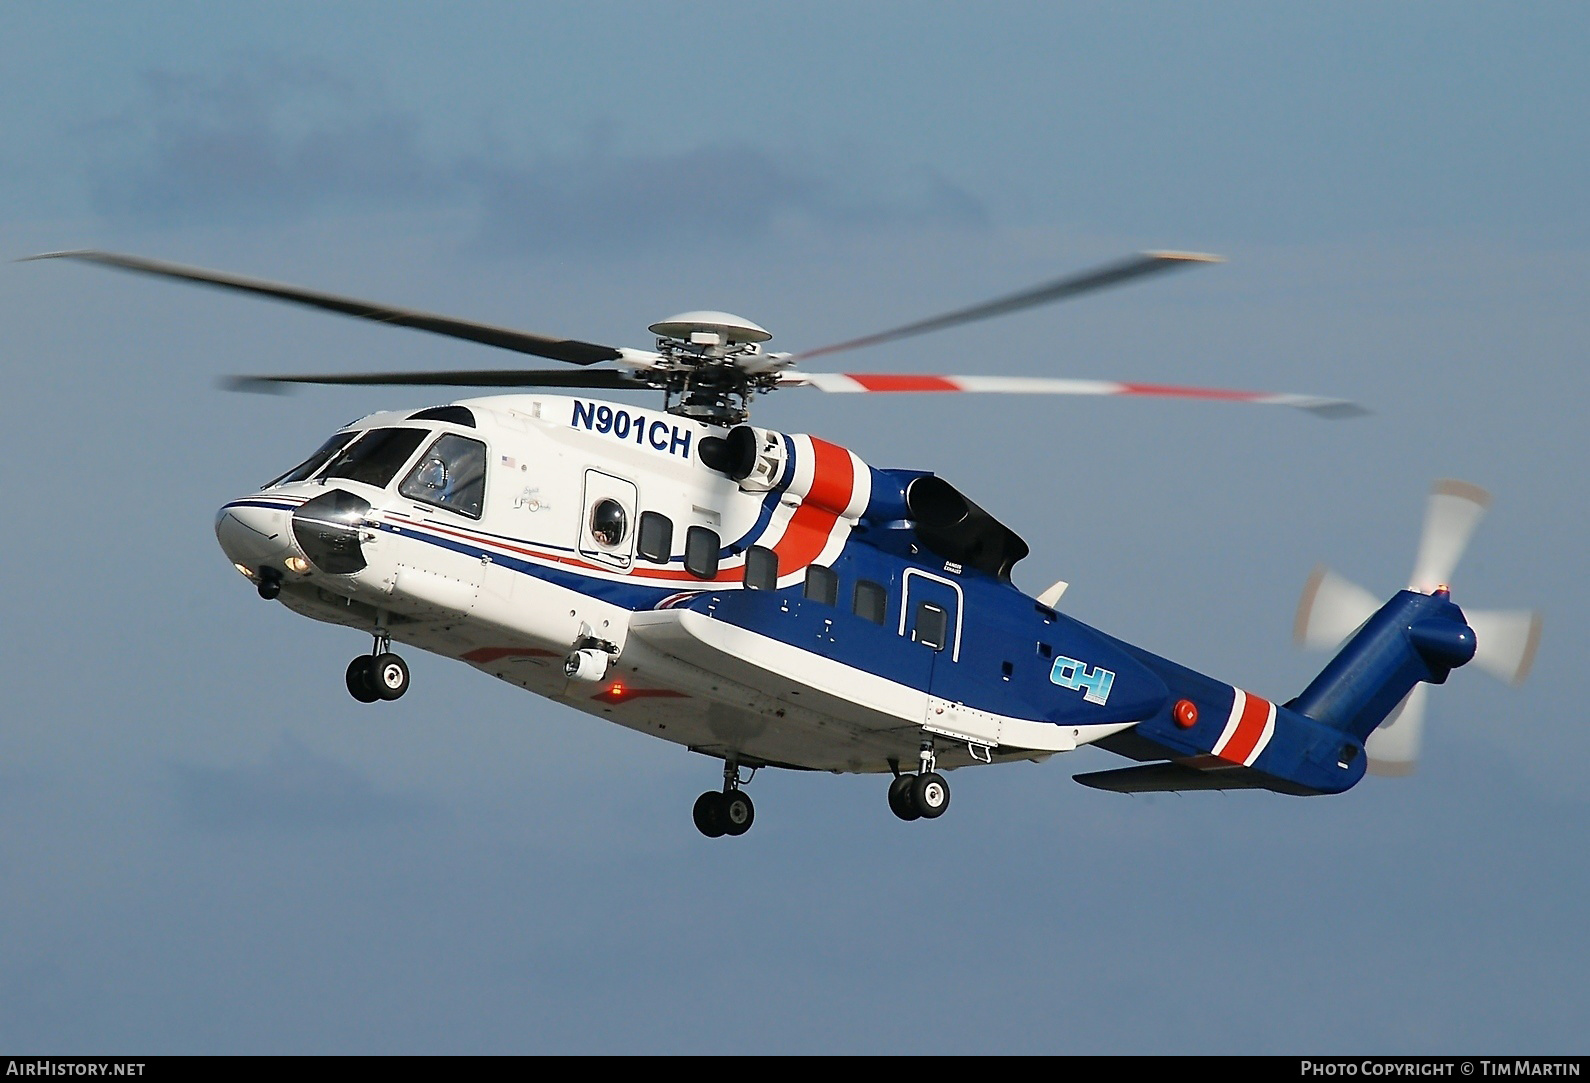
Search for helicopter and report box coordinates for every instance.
[29,249,1541,837]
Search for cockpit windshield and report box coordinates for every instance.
[265,431,358,488]
[321,428,430,489]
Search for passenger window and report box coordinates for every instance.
[685,526,720,580]
[589,499,628,547]
[853,580,887,624]
[399,434,488,518]
[914,603,948,651]
[804,565,838,606]
[744,546,778,591]
[637,512,673,564]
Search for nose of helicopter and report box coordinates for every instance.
[215,497,295,575]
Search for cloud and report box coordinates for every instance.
[170,735,434,833]
[89,60,454,226]
[85,60,987,251]
[468,143,988,254]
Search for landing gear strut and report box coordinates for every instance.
[887,741,951,822]
[693,760,756,839]
[345,628,409,703]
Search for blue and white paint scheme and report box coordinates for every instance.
[37,247,1522,833]
[215,392,1489,810]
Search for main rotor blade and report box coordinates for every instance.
[791,251,1222,362]
[225,369,651,394]
[25,250,623,366]
[781,372,1366,418]
[1408,479,1491,593]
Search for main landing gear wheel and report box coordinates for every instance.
[692,789,757,838]
[886,773,951,819]
[694,761,757,838]
[721,790,754,836]
[888,774,921,821]
[912,772,950,818]
[887,742,950,821]
[371,653,409,700]
[693,792,727,838]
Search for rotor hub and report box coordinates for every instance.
[645,311,784,425]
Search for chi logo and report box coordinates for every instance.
[1050,656,1116,705]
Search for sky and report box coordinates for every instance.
[1,2,1587,1055]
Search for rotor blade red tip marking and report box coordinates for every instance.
[846,374,961,392]
[1120,383,1264,402]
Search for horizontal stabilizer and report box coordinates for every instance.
[1073,762,1272,794]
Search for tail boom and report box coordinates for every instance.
[1076,590,1475,796]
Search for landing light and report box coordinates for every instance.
[284,556,312,574]
[233,563,255,579]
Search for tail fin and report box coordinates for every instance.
[1290,589,1475,743]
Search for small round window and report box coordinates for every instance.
[590,499,629,547]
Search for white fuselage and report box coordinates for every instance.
[215,394,1114,774]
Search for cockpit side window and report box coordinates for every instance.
[265,431,357,488]
[322,428,429,489]
[399,433,488,518]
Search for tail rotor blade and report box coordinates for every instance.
[1409,479,1491,593]
[1294,565,1380,649]
[1466,608,1544,685]
[1366,684,1428,776]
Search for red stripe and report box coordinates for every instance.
[415,519,739,583]
[1120,383,1263,402]
[1219,691,1272,765]
[846,374,960,392]
[804,438,855,514]
[772,439,854,571]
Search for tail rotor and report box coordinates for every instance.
[1293,479,1541,775]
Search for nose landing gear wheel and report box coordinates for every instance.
[345,657,380,703]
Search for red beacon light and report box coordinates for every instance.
[1173,699,1199,729]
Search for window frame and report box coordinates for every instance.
[852,579,888,624]
[637,511,674,564]
[744,546,778,591]
[398,432,490,520]
[804,565,838,606]
[685,525,721,580]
